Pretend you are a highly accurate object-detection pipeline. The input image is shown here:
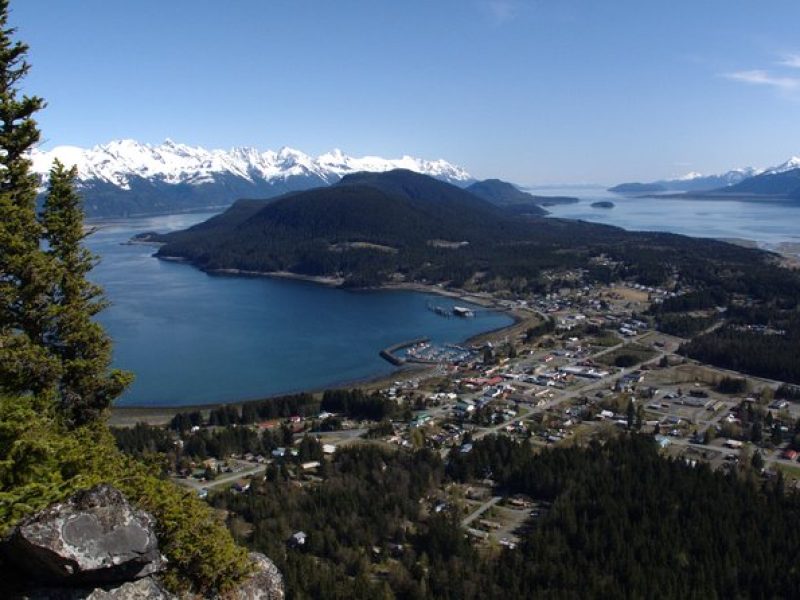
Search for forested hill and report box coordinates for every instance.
[465,179,580,215]
[154,169,791,293]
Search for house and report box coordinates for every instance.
[288,531,307,548]
[456,398,476,413]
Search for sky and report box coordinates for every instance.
[10,0,800,185]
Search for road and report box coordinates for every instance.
[176,463,267,492]
[461,495,502,527]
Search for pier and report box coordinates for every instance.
[379,337,430,366]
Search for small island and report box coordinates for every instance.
[591,200,615,209]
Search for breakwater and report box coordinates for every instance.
[380,337,430,366]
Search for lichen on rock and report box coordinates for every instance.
[3,484,163,585]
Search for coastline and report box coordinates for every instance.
[208,268,345,287]
[108,277,532,425]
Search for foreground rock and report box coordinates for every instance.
[1,485,284,599]
[221,552,285,600]
[3,485,162,585]
[24,576,175,599]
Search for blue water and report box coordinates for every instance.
[87,213,512,406]
[529,186,800,248]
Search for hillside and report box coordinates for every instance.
[466,179,584,216]
[154,169,788,295]
[155,170,522,284]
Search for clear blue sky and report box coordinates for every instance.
[11,0,800,184]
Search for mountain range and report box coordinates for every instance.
[30,139,474,218]
[609,156,800,194]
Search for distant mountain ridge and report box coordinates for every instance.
[29,139,473,218]
[717,167,800,198]
[609,167,760,194]
[609,156,800,194]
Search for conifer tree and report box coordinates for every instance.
[0,0,60,400]
[41,161,132,425]
[0,0,129,424]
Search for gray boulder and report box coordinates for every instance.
[3,485,163,585]
[21,576,176,600]
[220,552,284,600]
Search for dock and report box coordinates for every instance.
[379,337,430,366]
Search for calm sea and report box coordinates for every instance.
[530,186,800,249]
[88,213,512,407]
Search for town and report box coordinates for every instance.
[112,274,800,553]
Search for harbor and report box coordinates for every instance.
[380,337,477,366]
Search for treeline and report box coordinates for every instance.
[654,312,717,337]
[717,376,748,394]
[524,317,555,342]
[111,422,175,457]
[181,426,291,461]
[112,419,327,467]
[657,288,728,312]
[169,393,320,432]
[167,389,398,434]
[681,324,800,384]
[320,389,400,421]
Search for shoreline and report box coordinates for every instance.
[109,278,530,424]
[208,267,345,287]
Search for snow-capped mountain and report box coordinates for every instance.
[29,139,473,218]
[763,156,800,176]
[610,164,770,194]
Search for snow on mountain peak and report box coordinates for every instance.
[766,156,800,174]
[30,140,472,190]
